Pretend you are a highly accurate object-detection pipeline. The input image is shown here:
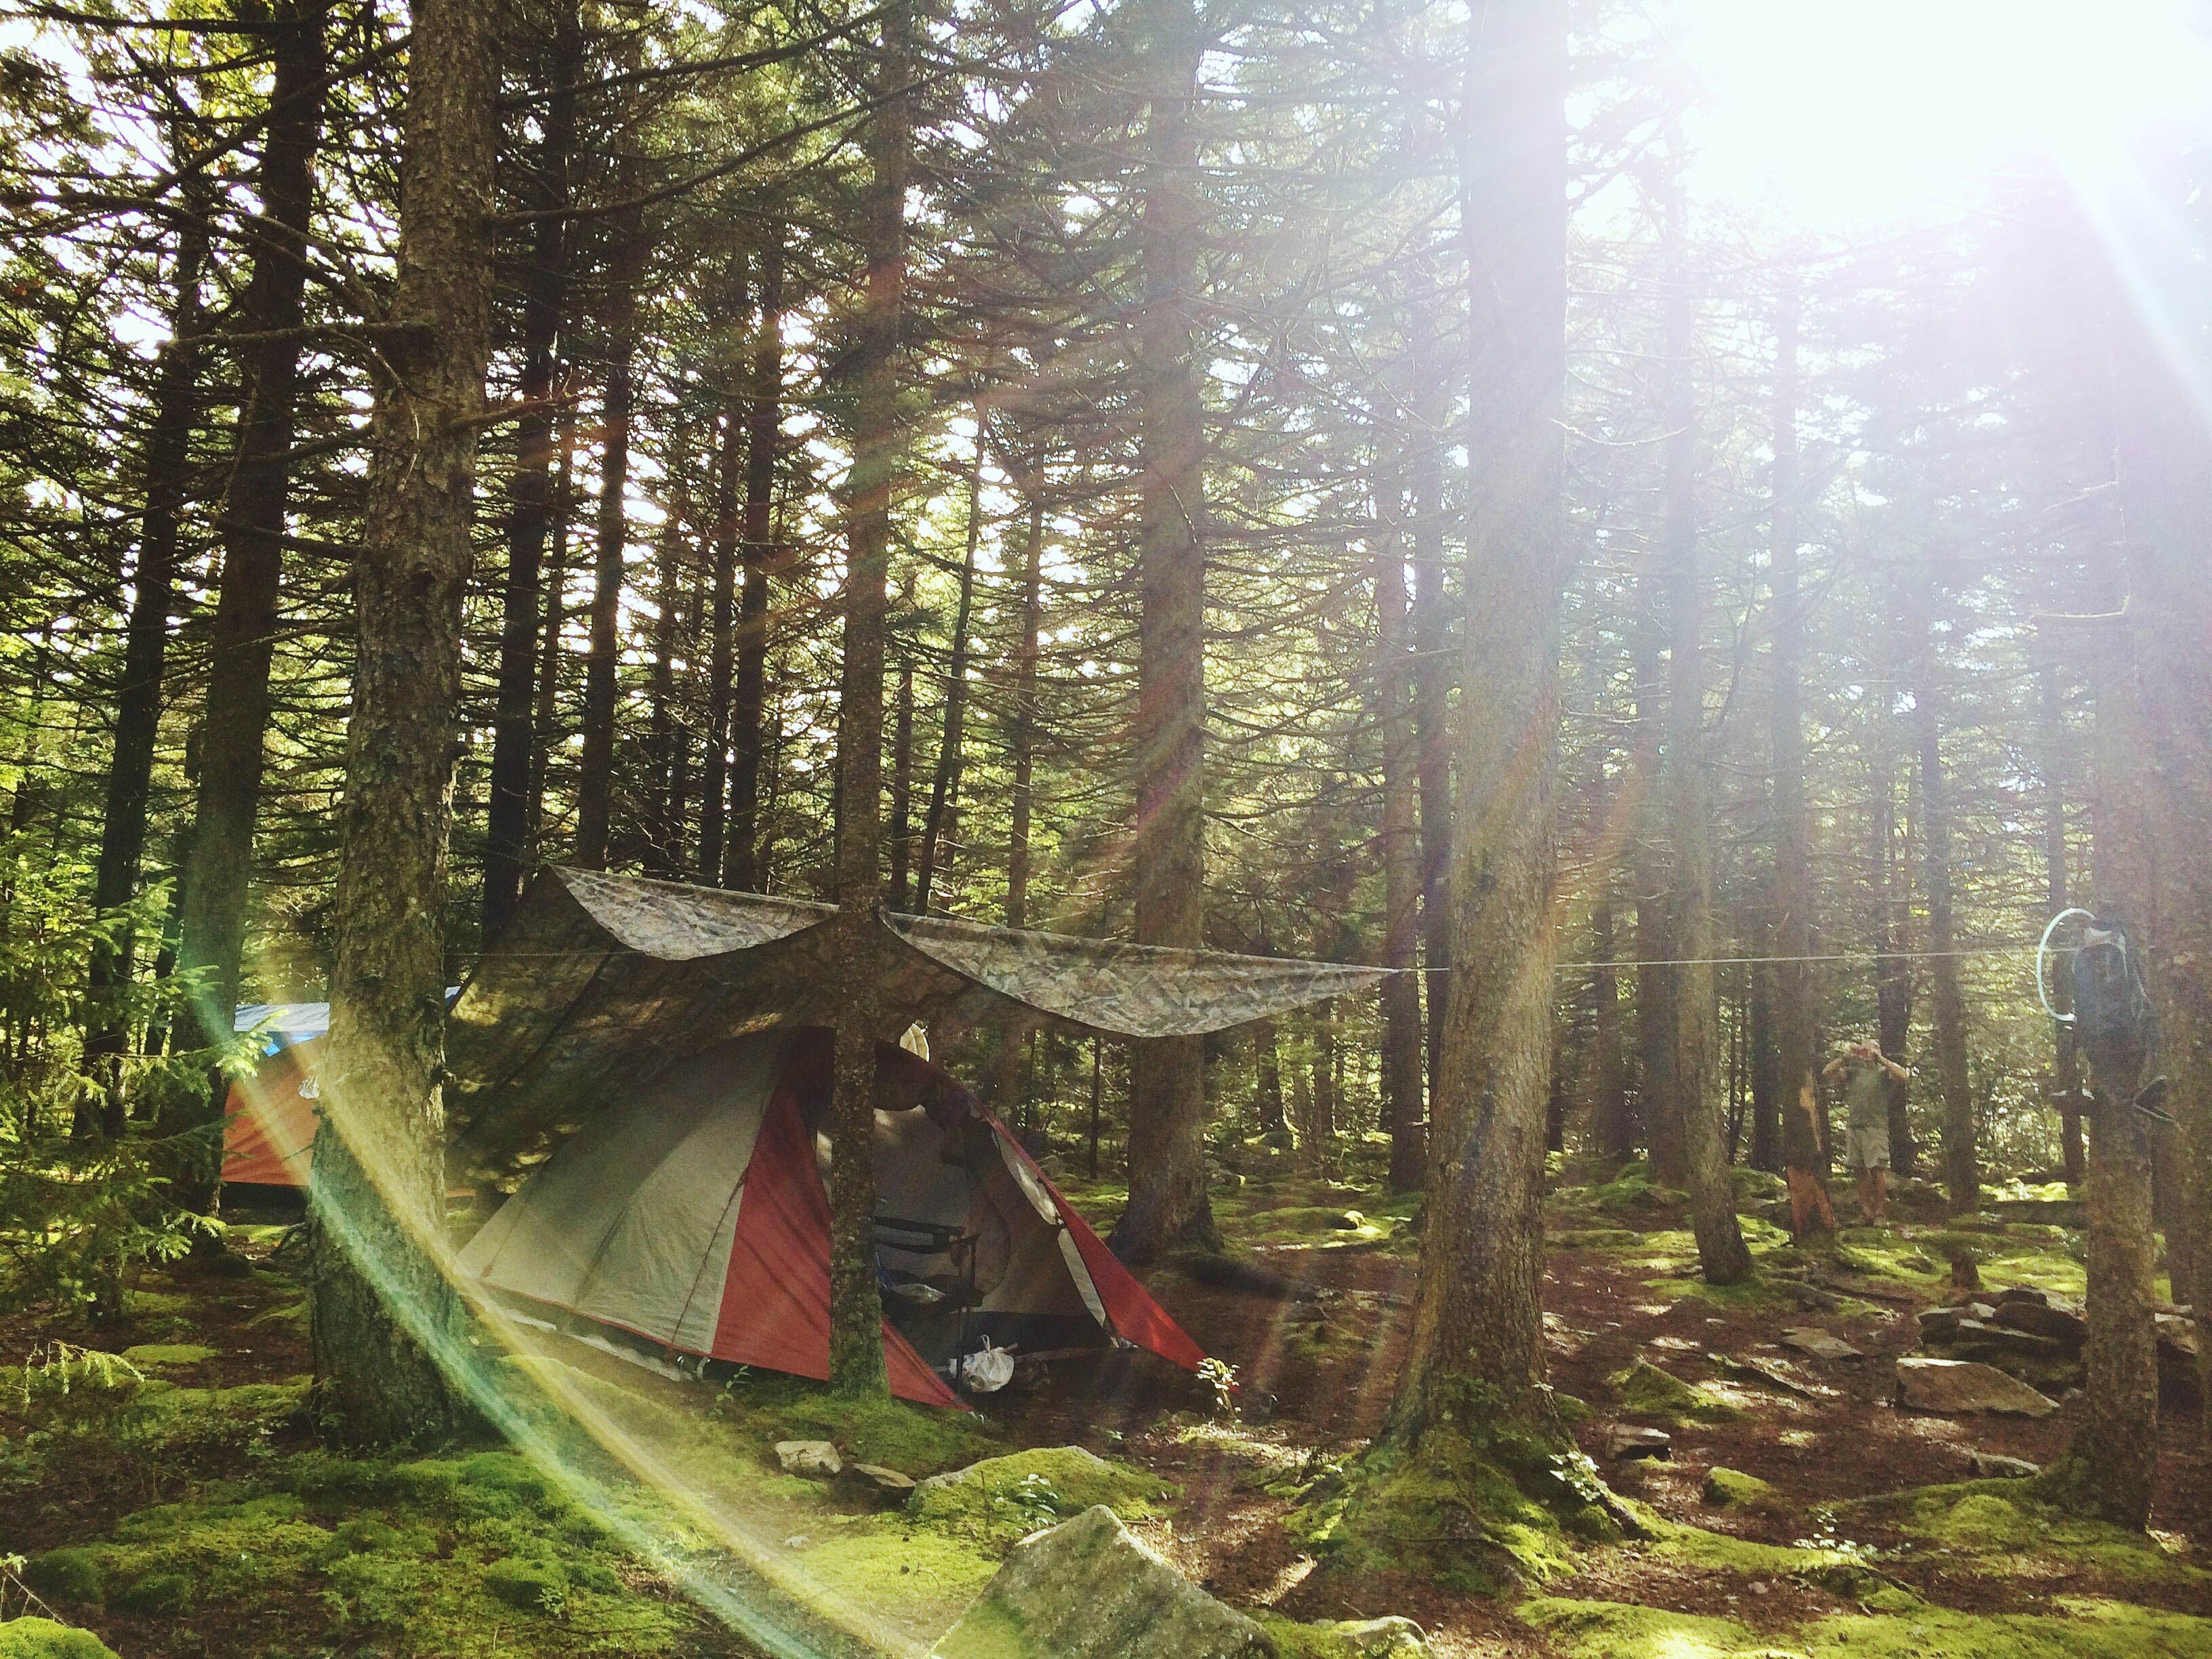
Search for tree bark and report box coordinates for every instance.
[826,0,914,1395]
[2041,642,2160,1525]
[698,260,747,885]
[482,0,579,942]
[174,0,328,1166]
[2038,668,2085,1183]
[573,192,648,869]
[85,182,207,1132]
[991,462,1048,1111]
[1408,299,1454,1111]
[1632,565,1680,1183]
[726,230,783,892]
[1912,569,1978,1212]
[527,392,574,848]
[1767,281,1828,1231]
[1376,466,1426,1192]
[888,657,916,912]
[1308,1000,1337,1176]
[643,446,692,878]
[1394,0,1568,1431]
[916,431,984,914]
[1748,962,1780,1172]
[1657,201,1749,1285]
[1110,0,1218,1265]
[306,0,494,1446]
[1870,682,1918,1179]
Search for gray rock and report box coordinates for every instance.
[929,1505,1271,1659]
[1780,1328,1863,1363]
[1965,1450,2041,1479]
[839,1462,916,1503]
[775,1439,842,1479]
[1990,1298,2087,1347]
[1605,1424,1673,1461]
[1894,1357,2057,1418]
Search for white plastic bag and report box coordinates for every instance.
[960,1340,1015,1393]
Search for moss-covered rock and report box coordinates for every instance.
[1699,1467,1781,1511]
[1254,1610,1429,1657]
[1610,1359,1740,1423]
[1521,1595,2212,1658]
[117,1343,217,1368]
[909,1446,1172,1545]
[0,1618,120,1659]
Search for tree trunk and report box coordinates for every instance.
[1632,577,1680,1183]
[2038,668,2086,1183]
[1767,281,1828,1233]
[1253,1017,1285,1134]
[1408,300,1454,1111]
[1912,571,1977,1211]
[888,657,916,912]
[698,260,747,885]
[1394,0,1568,1431]
[172,0,329,1206]
[2041,644,2160,1525]
[482,1,579,941]
[1376,466,1425,1192]
[85,183,207,1132]
[727,230,783,892]
[1110,0,1218,1265]
[306,0,494,1446]
[826,0,914,1396]
[1748,963,1780,1172]
[916,432,983,914]
[527,392,574,848]
[573,194,648,869]
[644,451,691,879]
[1307,1001,1338,1175]
[991,463,1048,1111]
[1870,683,1918,1179]
[1658,204,1750,1285]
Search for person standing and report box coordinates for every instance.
[1824,1039,1911,1223]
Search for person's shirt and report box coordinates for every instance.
[1844,1061,1888,1132]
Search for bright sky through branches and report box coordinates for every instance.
[1673,0,2212,228]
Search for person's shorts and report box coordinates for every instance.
[1845,1122,1891,1172]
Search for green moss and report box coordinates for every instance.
[1296,1382,1601,1593]
[483,1557,569,1612]
[1859,1483,2209,1588]
[794,1517,1000,1631]
[1252,1611,1429,1658]
[1610,1359,1740,1423]
[24,1549,108,1608]
[1521,1596,2212,1659]
[0,1618,120,1659]
[908,1446,1172,1544]
[117,1343,216,1368]
[1700,1467,1781,1511]
[1551,1228,1641,1250]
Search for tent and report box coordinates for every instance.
[430,867,1385,1403]
[222,1003,331,1189]
[456,1027,1205,1406]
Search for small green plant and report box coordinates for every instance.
[1197,1355,1239,1415]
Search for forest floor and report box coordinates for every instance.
[6,1150,2212,1658]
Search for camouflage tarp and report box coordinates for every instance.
[446,867,1388,1173]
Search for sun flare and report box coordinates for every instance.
[1674,0,2212,226]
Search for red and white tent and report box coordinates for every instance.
[457,1028,1204,1406]
[222,1003,329,1189]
